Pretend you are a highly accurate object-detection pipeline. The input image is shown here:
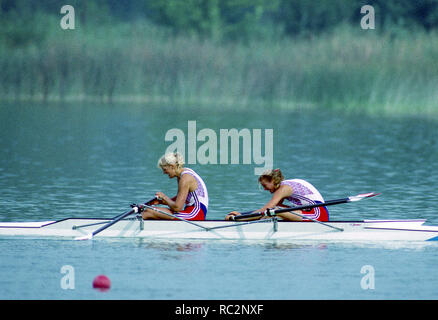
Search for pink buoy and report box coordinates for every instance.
[92,275,111,291]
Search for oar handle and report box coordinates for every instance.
[231,212,264,221]
[144,197,158,205]
[130,197,158,213]
[109,197,157,221]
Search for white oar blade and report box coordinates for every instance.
[348,192,380,202]
[74,234,93,241]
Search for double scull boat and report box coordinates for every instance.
[1,217,438,242]
[1,193,437,242]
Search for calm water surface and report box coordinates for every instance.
[1,102,437,299]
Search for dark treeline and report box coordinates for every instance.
[2,0,438,46]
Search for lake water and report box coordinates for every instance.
[1,102,437,301]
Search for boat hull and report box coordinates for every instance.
[1,218,438,242]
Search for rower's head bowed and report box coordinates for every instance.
[157,152,185,178]
[258,168,284,193]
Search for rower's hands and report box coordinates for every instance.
[225,211,241,221]
[155,192,169,205]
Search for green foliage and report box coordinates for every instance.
[366,0,438,30]
[2,0,438,45]
[144,0,279,41]
[1,0,438,116]
[0,8,51,47]
[1,19,438,116]
[274,0,357,36]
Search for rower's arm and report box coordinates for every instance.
[225,185,293,221]
[255,185,293,213]
[168,175,192,212]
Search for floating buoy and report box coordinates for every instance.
[92,275,111,291]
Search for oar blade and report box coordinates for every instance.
[348,192,381,202]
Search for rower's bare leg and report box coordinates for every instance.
[275,210,304,221]
[142,207,175,220]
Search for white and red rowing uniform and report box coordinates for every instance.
[280,179,329,222]
[174,168,208,221]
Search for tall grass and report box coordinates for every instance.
[1,19,438,116]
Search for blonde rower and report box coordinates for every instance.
[226,169,329,221]
[142,152,208,221]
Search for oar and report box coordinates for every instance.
[232,192,380,224]
[74,197,156,240]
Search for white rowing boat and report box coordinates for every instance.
[2,193,437,243]
[1,217,438,242]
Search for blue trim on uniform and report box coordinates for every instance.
[315,201,329,221]
[200,203,207,218]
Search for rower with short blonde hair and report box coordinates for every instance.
[157,152,185,169]
[142,152,208,221]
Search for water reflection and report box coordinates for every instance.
[135,238,204,252]
[95,237,438,252]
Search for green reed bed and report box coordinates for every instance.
[1,21,437,116]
